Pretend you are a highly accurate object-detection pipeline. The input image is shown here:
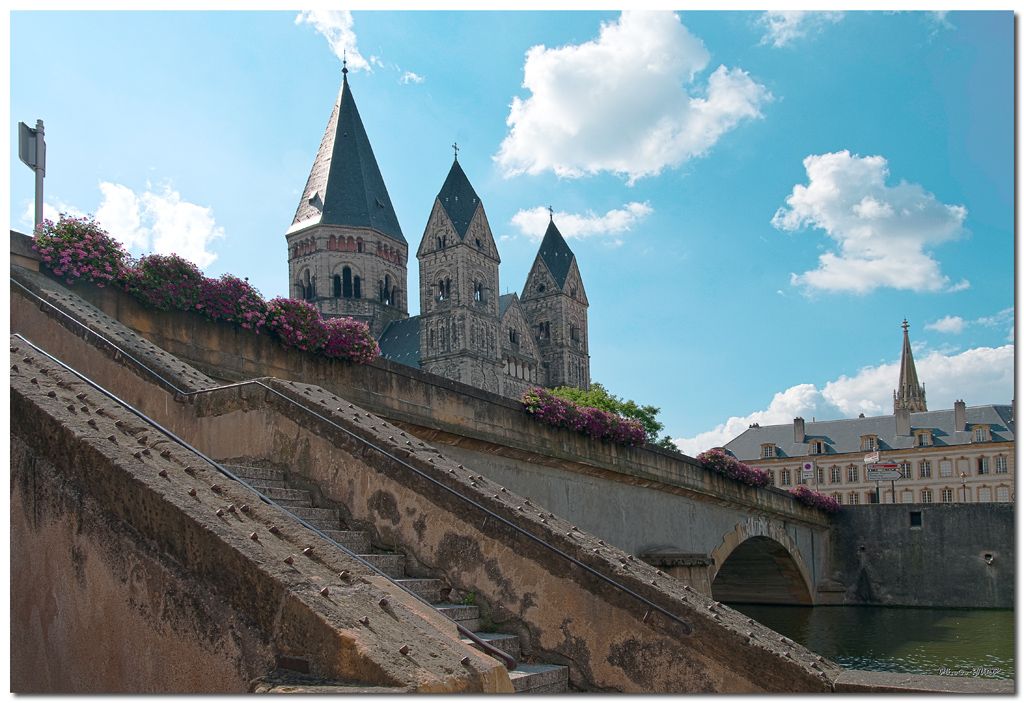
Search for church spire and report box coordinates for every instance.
[289,69,405,243]
[894,318,927,413]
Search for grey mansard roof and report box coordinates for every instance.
[377,316,420,368]
[537,220,576,288]
[725,405,1014,461]
[290,75,405,244]
[436,160,481,239]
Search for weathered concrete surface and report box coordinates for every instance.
[10,341,510,693]
[827,504,1014,608]
[833,669,1014,694]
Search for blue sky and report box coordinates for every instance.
[8,10,1015,453]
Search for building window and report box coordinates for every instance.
[780,469,791,486]
[973,426,988,442]
[916,430,932,447]
[766,471,775,486]
[354,276,362,299]
[996,486,1010,502]
[830,466,842,484]
[508,328,519,345]
[977,456,990,475]
[978,487,992,502]
[538,321,551,341]
[995,455,1008,473]
[901,490,913,504]
[333,274,342,298]
[920,488,933,503]
[832,493,843,505]
[939,460,953,477]
[811,440,826,455]
[570,324,580,342]
[816,467,825,484]
[437,278,451,302]
[761,444,776,459]
[849,492,860,505]
[867,492,879,504]
[899,462,912,480]
[473,281,486,303]
[847,465,859,483]
[342,266,353,298]
[919,460,932,479]
[941,487,954,503]
[861,435,878,451]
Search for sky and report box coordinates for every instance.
[7,9,1016,455]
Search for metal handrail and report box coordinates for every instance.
[11,276,694,638]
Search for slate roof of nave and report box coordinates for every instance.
[377,315,421,369]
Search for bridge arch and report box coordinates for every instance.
[709,519,813,605]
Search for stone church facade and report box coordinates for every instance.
[286,69,589,399]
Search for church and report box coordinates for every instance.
[285,67,590,399]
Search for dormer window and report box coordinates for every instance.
[915,430,932,447]
[861,435,878,451]
[509,328,519,345]
[810,440,826,455]
[972,425,990,442]
[761,443,776,459]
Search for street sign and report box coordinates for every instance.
[864,451,879,464]
[801,461,814,480]
[870,463,900,469]
[867,469,903,481]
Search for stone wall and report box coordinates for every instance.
[827,504,1014,608]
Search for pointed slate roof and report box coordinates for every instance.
[894,319,927,413]
[536,219,576,288]
[291,74,405,244]
[498,293,516,318]
[377,315,421,368]
[436,159,481,239]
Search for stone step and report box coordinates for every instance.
[434,604,480,632]
[286,507,341,529]
[357,553,405,578]
[241,477,290,491]
[322,530,371,554]
[221,464,286,482]
[394,578,443,602]
[509,663,569,694]
[258,486,314,505]
[462,632,521,660]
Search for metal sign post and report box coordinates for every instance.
[18,119,46,231]
[866,464,902,504]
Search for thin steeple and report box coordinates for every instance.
[536,217,576,289]
[894,318,927,413]
[290,69,405,243]
[436,157,481,239]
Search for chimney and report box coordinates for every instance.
[895,406,910,436]
[954,399,967,432]
[794,417,805,444]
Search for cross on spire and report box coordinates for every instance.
[548,205,554,221]
[452,141,459,161]
[342,50,348,79]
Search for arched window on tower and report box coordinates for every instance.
[353,276,362,299]
[473,281,484,303]
[333,274,342,298]
[342,267,353,298]
[380,275,393,306]
[357,238,364,253]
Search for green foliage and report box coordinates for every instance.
[548,382,666,443]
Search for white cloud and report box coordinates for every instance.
[671,344,1014,456]
[495,11,771,184]
[925,315,965,334]
[510,202,653,243]
[33,182,225,269]
[400,71,425,85]
[295,10,370,72]
[758,11,844,48]
[772,150,968,294]
[21,198,84,229]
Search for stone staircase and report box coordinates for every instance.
[225,464,569,694]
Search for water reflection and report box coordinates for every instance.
[731,605,1014,679]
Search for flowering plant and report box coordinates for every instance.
[265,297,329,352]
[32,215,128,287]
[695,448,771,488]
[125,254,204,311]
[521,387,647,446]
[322,317,380,364]
[198,274,269,332]
[789,485,841,513]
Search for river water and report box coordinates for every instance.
[731,604,1015,679]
